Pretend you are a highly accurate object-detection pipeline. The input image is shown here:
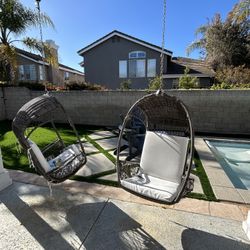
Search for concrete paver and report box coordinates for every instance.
[76,153,115,177]
[213,186,245,203]
[99,172,118,182]
[82,141,99,154]
[173,198,210,215]
[89,131,116,140]
[95,137,127,151]
[209,202,245,221]
[1,181,249,250]
[0,182,108,250]
[8,170,249,221]
[84,199,250,249]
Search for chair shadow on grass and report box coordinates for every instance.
[0,183,165,249]
[181,228,250,250]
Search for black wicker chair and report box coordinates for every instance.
[12,94,87,183]
[116,91,194,204]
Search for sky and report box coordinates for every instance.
[18,0,239,71]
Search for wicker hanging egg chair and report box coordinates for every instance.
[12,94,87,183]
[116,90,194,203]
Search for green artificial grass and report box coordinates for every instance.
[85,135,116,164]
[0,120,93,172]
[187,150,217,201]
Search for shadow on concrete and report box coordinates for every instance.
[181,228,249,250]
[0,186,74,250]
[0,183,165,249]
[67,201,165,249]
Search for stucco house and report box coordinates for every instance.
[78,30,214,89]
[16,40,84,86]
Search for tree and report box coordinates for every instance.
[0,0,55,83]
[187,0,250,70]
[179,67,199,89]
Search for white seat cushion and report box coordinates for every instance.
[140,131,189,183]
[28,140,51,173]
[120,131,189,202]
[121,173,179,202]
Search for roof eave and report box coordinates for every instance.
[78,31,173,56]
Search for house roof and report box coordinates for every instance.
[77,30,173,56]
[164,57,215,78]
[16,48,84,76]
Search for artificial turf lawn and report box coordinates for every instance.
[0,120,216,201]
[0,120,93,172]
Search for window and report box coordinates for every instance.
[118,51,156,79]
[64,71,70,80]
[18,65,24,80]
[129,59,145,78]
[119,60,127,78]
[39,65,45,80]
[147,59,156,77]
[129,51,146,59]
[18,65,36,80]
[128,51,146,78]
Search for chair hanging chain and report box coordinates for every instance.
[159,0,167,91]
[36,1,48,93]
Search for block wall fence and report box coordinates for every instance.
[0,87,249,135]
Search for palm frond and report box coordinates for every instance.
[186,40,206,56]
[0,0,54,38]
[195,25,208,36]
[22,37,58,67]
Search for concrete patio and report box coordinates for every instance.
[1,173,250,249]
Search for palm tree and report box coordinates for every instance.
[186,24,208,58]
[0,0,55,83]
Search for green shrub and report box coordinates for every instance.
[148,76,162,90]
[120,79,131,90]
[215,65,250,86]
[18,81,45,90]
[65,81,104,91]
[211,83,250,89]
[179,67,200,89]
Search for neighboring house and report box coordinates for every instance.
[16,40,84,86]
[78,30,214,89]
[165,57,215,88]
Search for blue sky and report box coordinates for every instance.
[19,0,239,71]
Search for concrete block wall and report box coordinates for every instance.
[2,87,250,135]
[0,88,6,121]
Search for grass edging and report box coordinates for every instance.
[187,150,217,201]
[85,135,116,164]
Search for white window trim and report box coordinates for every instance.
[163,74,212,78]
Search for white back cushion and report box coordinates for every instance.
[28,140,51,173]
[140,131,189,183]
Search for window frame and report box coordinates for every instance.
[129,51,146,59]
[119,60,127,78]
[147,59,156,77]
[64,71,70,80]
